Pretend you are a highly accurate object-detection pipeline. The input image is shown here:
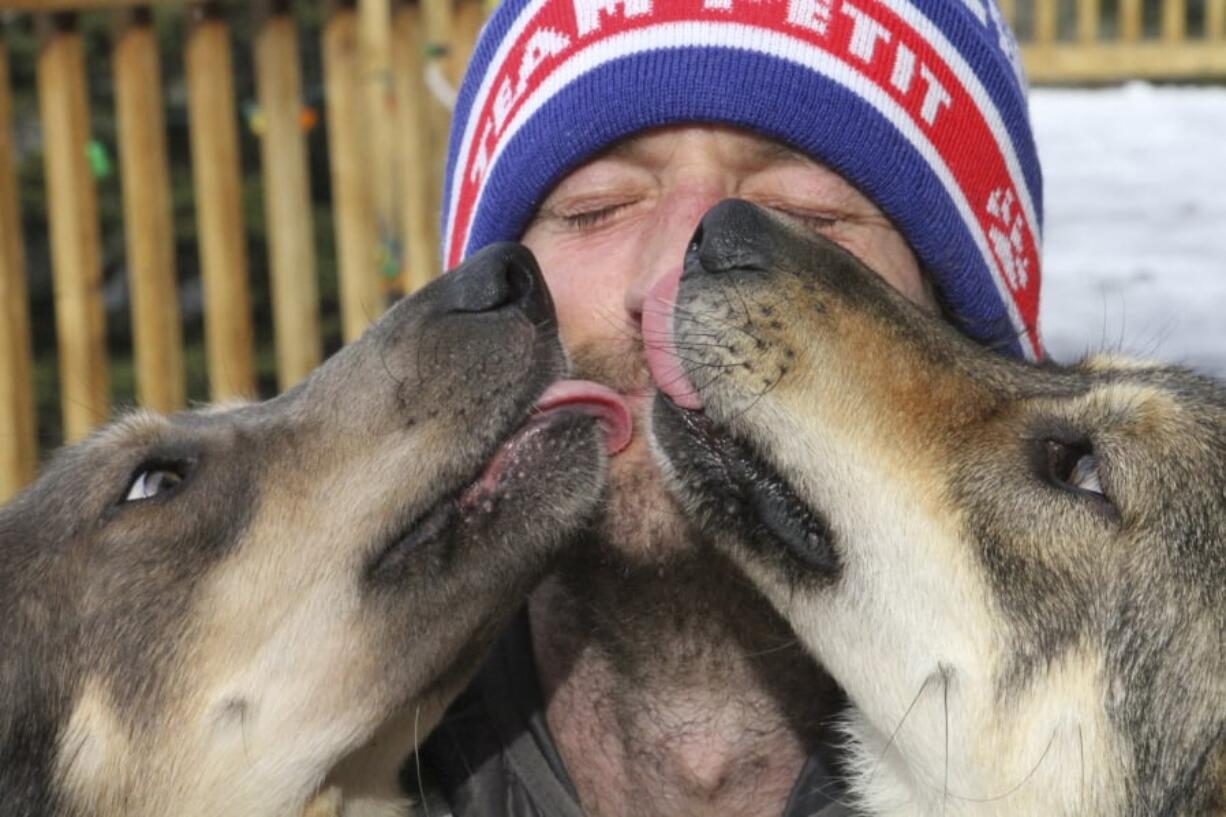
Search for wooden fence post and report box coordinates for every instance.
[324,0,382,342]
[1210,0,1226,41]
[0,31,36,499]
[359,0,400,302]
[453,0,484,81]
[997,0,1015,30]
[1076,0,1099,43]
[1034,0,1058,44]
[37,12,109,442]
[255,3,321,390]
[394,0,437,292]
[114,7,186,414]
[186,0,256,400]
[422,0,452,261]
[1120,0,1142,42]
[1163,0,1186,42]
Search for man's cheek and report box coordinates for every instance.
[541,254,635,308]
[839,234,932,311]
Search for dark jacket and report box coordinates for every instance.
[414,612,856,817]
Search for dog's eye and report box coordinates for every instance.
[124,464,187,503]
[1042,439,1105,498]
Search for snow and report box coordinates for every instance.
[1031,83,1226,377]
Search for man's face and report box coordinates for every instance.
[521,125,935,563]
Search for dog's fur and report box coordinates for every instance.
[652,200,1226,816]
[0,245,609,817]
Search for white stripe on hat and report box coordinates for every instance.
[883,0,1041,248]
[443,0,555,254]
[452,21,1040,359]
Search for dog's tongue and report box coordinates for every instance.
[532,380,633,454]
[460,382,632,509]
[642,267,704,410]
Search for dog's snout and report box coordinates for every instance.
[686,199,774,275]
[441,242,553,324]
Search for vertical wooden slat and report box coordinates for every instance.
[324,2,381,341]
[359,0,399,300]
[394,0,436,292]
[1076,0,1099,42]
[1163,0,1186,41]
[255,8,321,390]
[1209,0,1226,40]
[38,13,108,442]
[185,2,255,399]
[0,33,37,498]
[114,8,185,414]
[422,0,452,256]
[997,0,1016,30]
[1120,0,1142,41]
[453,0,484,78]
[1034,0,1058,44]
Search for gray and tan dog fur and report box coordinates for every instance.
[0,245,611,817]
[652,200,1226,817]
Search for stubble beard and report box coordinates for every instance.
[529,336,842,817]
[568,336,696,564]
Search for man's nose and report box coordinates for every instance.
[623,189,727,322]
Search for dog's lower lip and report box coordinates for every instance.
[458,380,631,510]
[658,399,838,575]
[371,380,629,578]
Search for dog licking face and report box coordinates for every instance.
[0,244,630,817]
[650,200,1226,817]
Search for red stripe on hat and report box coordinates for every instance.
[837,0,1040,354]
[447,0,1040,356]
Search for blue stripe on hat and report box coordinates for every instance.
[459,45,1027,356]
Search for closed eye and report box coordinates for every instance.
[560,202,631,230]
[769,206,839,232]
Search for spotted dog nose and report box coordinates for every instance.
[684,199,779,277]
[438,242,554,327]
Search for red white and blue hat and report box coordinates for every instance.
[441,0,1044,359]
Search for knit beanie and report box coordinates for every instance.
[441,0,1044,359]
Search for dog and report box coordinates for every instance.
[647,199,1226,816]
[0,243,631,817]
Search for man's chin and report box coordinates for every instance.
[564,337,702,564]
[581,419,699,565]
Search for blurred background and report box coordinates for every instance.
[0,0,1224,502]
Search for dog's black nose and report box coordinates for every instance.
[685,199,775,276]
[441,242,553,325]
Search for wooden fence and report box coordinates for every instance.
[0,0,1224,502]
[1012,0,1226,82]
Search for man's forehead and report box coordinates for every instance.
[602,125,809,165]
[538,126,827,206]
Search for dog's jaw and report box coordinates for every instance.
[717,412,1129,817]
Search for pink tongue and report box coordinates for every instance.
[533,380,633,454]
[641,266,704,410]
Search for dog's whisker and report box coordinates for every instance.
[936,726,1061,804]
[942,665,950,817]
[413,703,431,817]
[867,672,941,785]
